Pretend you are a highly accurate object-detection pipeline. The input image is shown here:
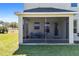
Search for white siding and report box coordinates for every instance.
[24,3,70,10]
[24,3,79,11]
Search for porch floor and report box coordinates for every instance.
[23,39,69,43]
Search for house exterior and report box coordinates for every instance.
[0,24,3,27]
[16,3,79,45]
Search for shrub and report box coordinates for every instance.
[0,26,8,34]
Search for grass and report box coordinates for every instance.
[14,45,79,56]
[0,30,18,56]
[1,30,79,56]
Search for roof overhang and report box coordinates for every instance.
[16,12,77,15]
[15,12,77,17]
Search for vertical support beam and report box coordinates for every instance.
[18,16,23,44]
[69,16,74,44]
[45,17,47,42]
[77,18,79,34]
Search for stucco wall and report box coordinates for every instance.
[28,17,45,34]
[24,3,79,11]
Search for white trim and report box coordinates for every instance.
[18,16,23,44]
[21,43,79,45]
[77,19,79,33]
[21,15,72,17]
[17,11,76,45]
[16,12,77,15]
[69,16,74,44]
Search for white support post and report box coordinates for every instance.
[77,19,79,34]
[69,16,74,44]
[18,16,23,44]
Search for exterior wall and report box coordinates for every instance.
[17,3,77,44]
[24,3,79,41]
[46,17,67,39]
[24,3,79,11]
[28,17,45,35]
[24,3,70,10]
[24,3,79,20]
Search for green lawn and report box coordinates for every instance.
[1,31,79,56]
[14,45,79,56]
[0,31,18,56]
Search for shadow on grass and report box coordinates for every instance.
[13,45,31,56]
[13,45,79,56]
